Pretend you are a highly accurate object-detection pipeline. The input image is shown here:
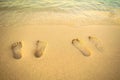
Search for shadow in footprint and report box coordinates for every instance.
[34,40,47,58]
[88,36,104,52]
[11,41,22,59]
[72,39,91,56]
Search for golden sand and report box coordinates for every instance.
[0,11,120,80]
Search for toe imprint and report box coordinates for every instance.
[72,39,91,56]
[34,40,47,58]
[88,36,104,52]
[11,41,22,59]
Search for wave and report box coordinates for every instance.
[0,0,120,12]
[0,0,120,27]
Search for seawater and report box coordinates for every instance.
[0,0,120,27]
[0,0,120,11]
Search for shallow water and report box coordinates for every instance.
[0,0,120,11]
[0,0,120,27]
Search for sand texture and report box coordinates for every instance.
[0,22,120,80]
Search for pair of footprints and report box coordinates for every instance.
[11,36,103,59]
[11,40,47,59]
[72,36,104,56]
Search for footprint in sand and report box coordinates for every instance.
[11,41,23,59]
[72,39,91,56]
[34,40,47,58]
[88,36,104,52]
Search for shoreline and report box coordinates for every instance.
[0,10,120,28]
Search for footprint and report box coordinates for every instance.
[88,36,104,52]
[72,39,91,56]
[34,40,47,58]
[11,41,23,59]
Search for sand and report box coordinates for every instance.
[0,11,120,80]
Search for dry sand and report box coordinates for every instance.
[0,11,120,80]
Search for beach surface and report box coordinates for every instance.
[0,0,120,79]
[0,19,120,80]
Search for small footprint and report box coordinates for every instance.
[72,39,91,56]
[88,36,104,52]
[11,41,23,59]
[34,40,47,58]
